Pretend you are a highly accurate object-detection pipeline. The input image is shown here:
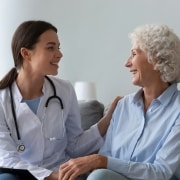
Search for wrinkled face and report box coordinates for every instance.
[124,43,157,87]
[22,29,63,76]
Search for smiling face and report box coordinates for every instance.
[125,43,159,87]
[22,29,63,77]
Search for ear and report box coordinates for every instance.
[20,47,31,60]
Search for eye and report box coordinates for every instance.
[132,51,136,56]
[47,46,54,50]
[131,51,136,58]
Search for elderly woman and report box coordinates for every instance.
[58,24,180,180]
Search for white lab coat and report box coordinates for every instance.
[0,76,103,180]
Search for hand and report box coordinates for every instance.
[97,96,123,136]
[58,154,107,180]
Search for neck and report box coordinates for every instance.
[142,82,170,111]
[16,73,44,100]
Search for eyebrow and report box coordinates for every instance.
[46,42,60,46]
[131,48,137,52]
[131,48,141,53]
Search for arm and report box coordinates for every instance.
[64,85,104,157]
[45,172,59,180]
[65,83,121,157]
[99,116,180,180]
[97,96,122,137]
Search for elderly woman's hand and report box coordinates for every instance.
[58,154,107,180]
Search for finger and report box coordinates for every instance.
[60,162,69,169]
[107,96,121,113]
[59,164,72,180]
[68,169,82,180]
[61,168,76,180]
[113,96,123,105]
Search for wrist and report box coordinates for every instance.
[44,172,58,180]
[91,154,107,169]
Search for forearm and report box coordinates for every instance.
[97,96,122,137]
[45,172,58,180]
[97,115,111,137]
[107,157,174,180]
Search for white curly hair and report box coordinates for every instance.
[129,24,180,83]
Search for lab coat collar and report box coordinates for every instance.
[11,81,23,102]
[11,78,49,102]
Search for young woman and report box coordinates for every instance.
[0,20,120,180]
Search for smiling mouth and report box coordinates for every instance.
[130,70,137,74]
[51,62,59,66]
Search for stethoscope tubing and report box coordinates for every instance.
[45,76,64,109]
[9,76,64,152]
[9,84,21,141]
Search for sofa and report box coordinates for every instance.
[78,100,105,130]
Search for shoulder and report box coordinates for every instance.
[45,76,73,90]
[0,87,12,114]
[0,87,10,102]
[44,76,75,98]
[116,92,137,107]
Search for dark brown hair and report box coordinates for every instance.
[0,20,57,89]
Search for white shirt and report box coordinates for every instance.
[0,76,103,180]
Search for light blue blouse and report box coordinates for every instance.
[99,83,180,180]
[22,97,41,114]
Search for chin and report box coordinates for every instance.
[132,80,137,85]
[132,81,140,86]
[47,71,58,76]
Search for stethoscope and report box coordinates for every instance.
[9,76,64,152]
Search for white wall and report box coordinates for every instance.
[0,0,180,104]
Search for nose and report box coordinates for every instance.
[124,57,132,67]
[56,49,63,59]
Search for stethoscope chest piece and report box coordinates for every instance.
[17,144,25,152]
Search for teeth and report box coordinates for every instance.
[131,70,137,74]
